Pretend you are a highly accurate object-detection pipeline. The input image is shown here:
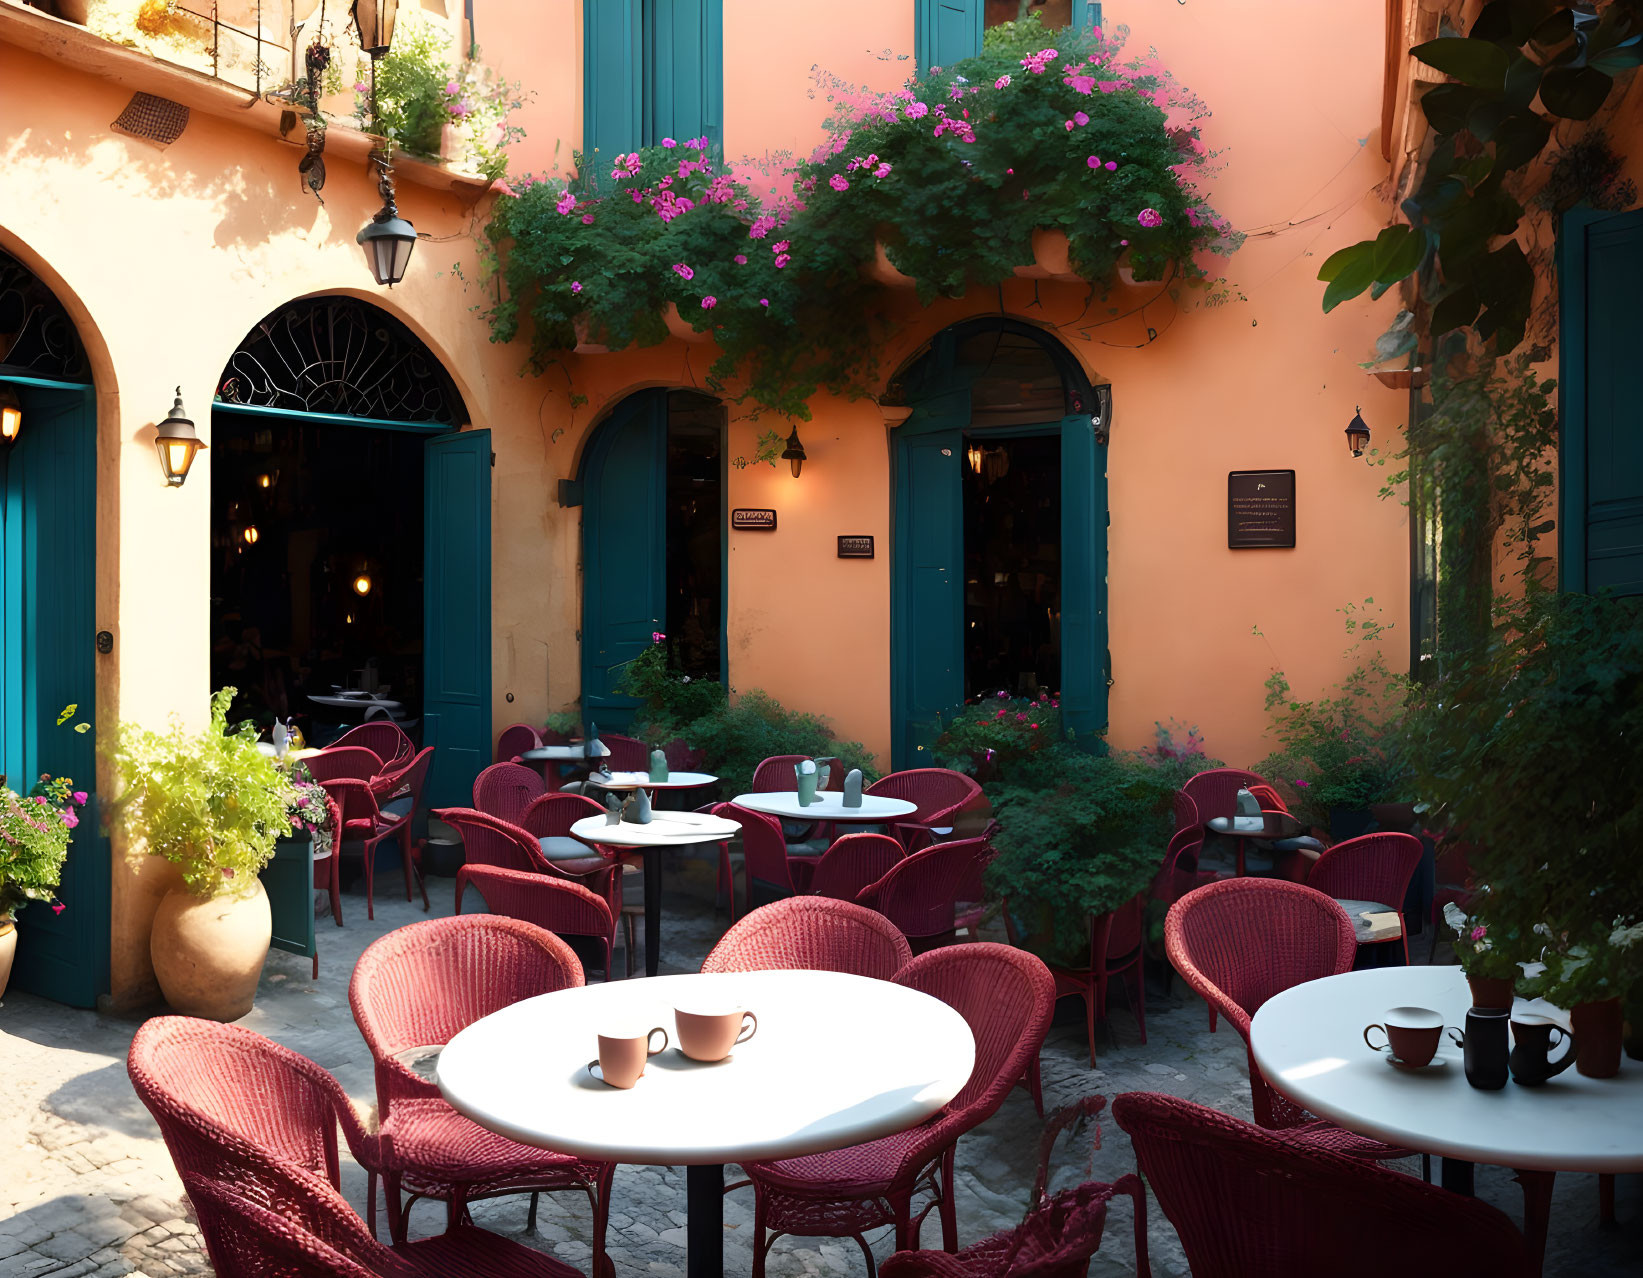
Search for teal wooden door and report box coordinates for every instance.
[1,380,106,1007]
[584,0,641,161]
[916,0,982,72]
[423,429,492,810]
[1561,207,1643,597]
[892,389,969,768]
[580,392,667,729]
[647,0,724,148]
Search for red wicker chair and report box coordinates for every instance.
[495,722,543,765]
[349,916,616,1260]
[739,943,1056,1278]
[701,896,912,979]
[305,746,386,784]
[312,789,345,931]
[865,769,982,852]
[1178,768,1268,824]
[879,1095,1149,1278]
[594,733,649,771]
[810,834,906,903]
[474,762,547,825]
[457,863,624,980]
[1164,879,1408,1161]
[1302,831,1425,964]
[521,793,638,947]
[323,772,430,920]
[1112,1092,1532,1278]
[751,754,844,792]
[1171,789,1200,835]
[333,722,414,770]
[715,801,814,905]
[856,837,986,951]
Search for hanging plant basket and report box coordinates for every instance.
[1012,229,1078,282]
[662,303,712,345]
[862,241,917,289]
[572,314,610,355]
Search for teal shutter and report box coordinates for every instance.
[423,429,492,809]
[892,389,970,768]
[3,382,107,1008]
[580,391,667,728]
[916,0,982,73]
[584,0,642,160]
[1560,208,1643,597]
[1058,411,1110,739]
[647,0,723,149]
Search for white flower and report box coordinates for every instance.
[1518,961,1547,980]
[1608,919,1643,949]
[1532,922,1552,937]
[1443,902,1469,936]
[681,676,692,684]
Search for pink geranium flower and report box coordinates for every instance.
[995,74,1011,89]
[829,174,849,192]
[51,902,65,915]
[701,296,716,309]
[1137,208,1163,228]
[734,254,747,264]
[570,281,582,294]
[555,190,576,215]
[1087,155,1102,168]
[672,263,694,281]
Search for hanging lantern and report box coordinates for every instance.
[781,426,807,478]
[1345,407,1371,457]
[966,443,983,474]
[0,387,22,448]
[242,525,260,545]
[255,469,280,489]
[353,573,373,597]
[357,159,417,287]
[154,387,207,487]
[351,0,399,58]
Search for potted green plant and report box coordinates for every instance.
[1535,918,1642,1079]
[929,692,1063,784]
[0,771,88,1000]
[110,688,297,1021]
[1440,899,1525,1010]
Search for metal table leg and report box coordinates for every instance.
[686,1163,724,1278]
[1440,1157,1474,1195]
[644,845,662,977]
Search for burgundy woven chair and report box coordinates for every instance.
[880,1095,1149,1278]
[521,793,637,949]
[1165,879,1408,1162]
[751,754,844,792]
[1112,1092,1532,1278]
[127,1017,387,1237]
[457,863,624,980]
[856,837,986,951]
[312,788,345,931]
[1303,832,1425,964]
[701,896,912,979]
[333,722,414,770]
[594,733,649,771]
[1179,768,1268,824]
[1152,826,1211,907]
[716,801,813,907]
[495,722,543,765]
[951,838,998,941]
[323,774,430,920]
[1171,789,1200,835]
[474,762,547,825]
[865,769,982,852]
[739,943,1056,1278]
[810,834,906,903]
[349,916,616,1260]
[305,747,386,785]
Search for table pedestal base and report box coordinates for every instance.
[686,1163,725,1278]
[644,847,662,977]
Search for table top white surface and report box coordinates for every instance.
[308,695,403,710]
[729,792,917,822]
[1205,813,1304,837]
[521,743,612,761]
[1250,965,1643,1172]
[437,969,975,1165]
[580,771,719,790]
[570,811,741,848]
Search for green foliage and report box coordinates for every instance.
[1440,899,1531,982]
[0,704,91,919]
[1540,920,1643,1007]
[656,691,877,799]
[110,689,297,898]
[928,693,1063,776]
[485,20,1228,418]
[612,638,729,735]
[1318,1,1642,353]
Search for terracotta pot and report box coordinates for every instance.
[1466,974,1516,1011]
[1013,229,1077,281]
[861,241,916,289]
[0,920,15,1000]
[150,882,271,1022]
[572,314,609,355]
[1571,998,1624,1079]
[662,303,711,344]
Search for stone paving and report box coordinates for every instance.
[2,851,1638,1278]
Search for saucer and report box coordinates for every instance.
[1385,1053,1448,1072]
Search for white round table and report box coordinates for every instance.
[438,969,975,1278]
[1250,965,1642,1269]
[570,813,742,978]
[729,791,917,823]
[583,770,719,792]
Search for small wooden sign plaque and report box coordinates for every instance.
[837,535,875,559]
[1227,470,1297,549]
[731,508,777,531]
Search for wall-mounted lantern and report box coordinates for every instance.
[242,525,260,546]
[154,387,207,487]
[353,572,374,597]
[1345,407,1371,458]
[0,387,22,449]
[255,469,280,489]
[357,161,418,288]
[352,0,399,57]
[781,426,807,478]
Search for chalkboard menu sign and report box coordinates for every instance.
[837,535,874,559]
[1227,470,1296,549]
[731,508,777,531]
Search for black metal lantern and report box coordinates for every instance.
[781,426,807,478]
[352,0,399,58]
[357,160,417,287]
[1345,407,1370,457]
[0,386,21,448]
[154,387,207,486]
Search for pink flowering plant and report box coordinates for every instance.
[0,771,88,920]
[929,693,1065,776]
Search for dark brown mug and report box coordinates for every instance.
[587,1026,669,1089]
[1363,1006,1446,1067]
[675,1007,758,1062]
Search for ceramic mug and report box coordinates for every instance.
[1449,1007,1510,1090]
[1362,1006,1447,1067]
[675,1007,758,1062]
[587,1026,669,1089]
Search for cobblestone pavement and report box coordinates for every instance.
[2,851,1638,1277]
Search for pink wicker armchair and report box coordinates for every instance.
[715,801,814,906]
[751,754,845,792]
[594,733,649,771]
[333,722,414,770]
[349,916,616,1259]
[305,746,386,784]
[810,834,906,903]
[474,762,546,825]
[1302,832,1425,964]
[323,769,430,920]
[1164,879,1408,1161]
[856,837,986,951]
[879,1094,1149,1278]
[495,722,543,765]
[457,864,625,980]
[738,943,1056,1278]
[865,769,982,852]
[521,793,637,941]
[1178,768,1268,824]
[1112,1092,1532,1278]
[701,896,912,979]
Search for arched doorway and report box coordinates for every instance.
[888,319,1111,767]
[577,389,725,726]
[210,296,489,809]
[0,246,105,1007]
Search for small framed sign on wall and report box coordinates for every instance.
[1227,470,1297,549]
[731,508,777,531]
[837,535,874,559]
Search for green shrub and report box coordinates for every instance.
[668,691,877,799]
[613,638,729,737]
[929,693,1062,777]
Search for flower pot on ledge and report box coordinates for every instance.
[1012,229,1078,282]
[862,242,917,289]
[572,315,610,355]
[663,303,712,344]
[1466,974,1515,1011]
[1572,998,1623,1078]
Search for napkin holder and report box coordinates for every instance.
[603,793,623,825]
[843,768,863,808]
[794,758,819,806]
[1234,787,1261,819]
[649,745,670,783]
[587,721,610,776]
[621,788,653,825]
[814,756,839,793]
